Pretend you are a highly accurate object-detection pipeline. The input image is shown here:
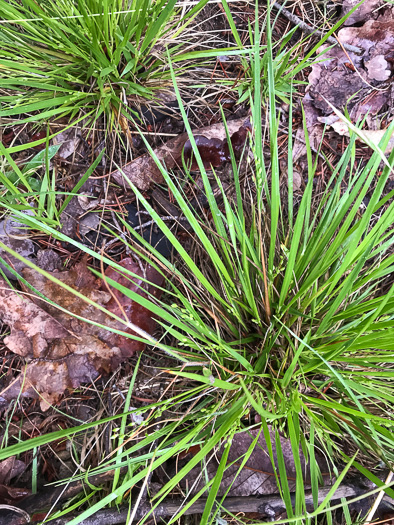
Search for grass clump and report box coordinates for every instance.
[217,0,351,105]
[117,6,394,480]
[0,0,207,128]
[125,98,394,471]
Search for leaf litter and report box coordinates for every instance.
[295,2,394,163]
[341,0,384,26]
[0,457,29,505]
[0,257,163,410]
[178,428,330,498]
[309,17,394,117]
[0,215,35,280]
[110,117,251,190]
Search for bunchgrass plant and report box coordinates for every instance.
[2,87,394,525]
[0,0,208,128]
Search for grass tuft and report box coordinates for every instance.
[0,0,208,129]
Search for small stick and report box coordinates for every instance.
[272,2,362,55]
[133,215,189,231]
[365,471,394,524]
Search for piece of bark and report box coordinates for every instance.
[328,118,394,153]
[0,469,127,525]
[0,458,30,508]
[23,469,126,517]
[110,118,249,191]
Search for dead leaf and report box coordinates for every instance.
[0,484,31,505]
[60,197,101,242]
[0,458,26,486]
[78,213,100,236]
[59,197,85,241]
[36,249,62,272]
[308,46,367,116]
[183,120,251,170]
[103,257,164,366]
[365,55,391,81]
[341,0,384,26]
[0,457,29,506]
[0,258,163,410]
[183,136,225,169]
[292,93,324,164]
[1,128,15,146]
[330,118,394,153]
[179,428,330,497]
[110,118,250,190]
[298,15,394,165]
[0,217,35,280]
[292,168,303,191]
[28,130,46,151]
[338,20,394,83]
[53,128,80,160]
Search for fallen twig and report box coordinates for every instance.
[273,2,362,55]
[27,483,394,524]
[365,471,394,524]
[133,216,188,231]
[0,469,128,525]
